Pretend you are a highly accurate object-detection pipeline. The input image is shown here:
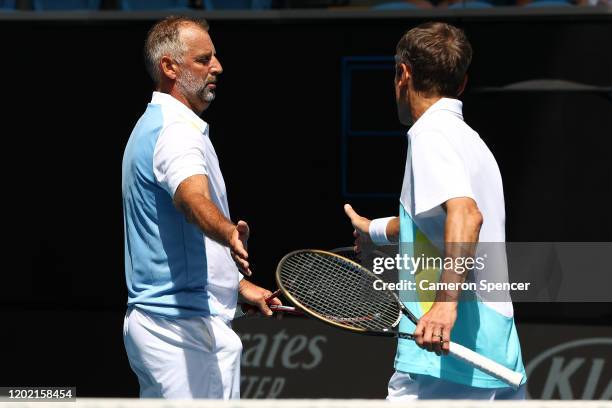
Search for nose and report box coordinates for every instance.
[211,55,223,75]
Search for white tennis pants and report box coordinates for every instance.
[123,307,242,399]
[387,371,526,400]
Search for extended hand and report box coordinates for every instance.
[344,204,374,256]
[230,220,252,277]
[414,302,457,355]
[239,280,282,317]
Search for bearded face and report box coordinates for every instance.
[177,68,217,105]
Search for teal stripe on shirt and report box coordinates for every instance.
[394,203,526,388]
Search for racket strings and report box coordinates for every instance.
[284,254,398,329]
[279,251,401,331]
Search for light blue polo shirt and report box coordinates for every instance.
[394,98,526,388]
[122,92,240,320]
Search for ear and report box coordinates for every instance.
[395,62,411,88]
[457,74,468,97]
[160,55,179,81]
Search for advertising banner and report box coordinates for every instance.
[234,317,611,400]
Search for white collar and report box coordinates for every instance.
[150,91,208,134]
[408,97,463,137]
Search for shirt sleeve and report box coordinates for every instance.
[153,122,209,197]
[410,130,475,215]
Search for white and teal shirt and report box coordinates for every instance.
[122,92,240,321]
[395,98,526,388]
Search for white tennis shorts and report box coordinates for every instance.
[123,307,242,399]
[387,370,526,400]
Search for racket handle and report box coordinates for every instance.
[269,305,304,316]
[448,342,524,388]
[266,289,281,303]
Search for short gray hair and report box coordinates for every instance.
[144,16,209,84]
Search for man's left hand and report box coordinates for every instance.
[238,280,282,317]
[414,302,457,355]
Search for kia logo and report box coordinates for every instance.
[526,338,612,400]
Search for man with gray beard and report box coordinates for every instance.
[121,16,280,399]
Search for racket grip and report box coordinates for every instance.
[269,305,304,315]
[266,289,281,303]
[448,342,524,388]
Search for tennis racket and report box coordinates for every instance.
[275,249,524,388]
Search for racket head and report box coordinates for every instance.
[275,249,403,336]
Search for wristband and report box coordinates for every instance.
[369,217,394,246]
